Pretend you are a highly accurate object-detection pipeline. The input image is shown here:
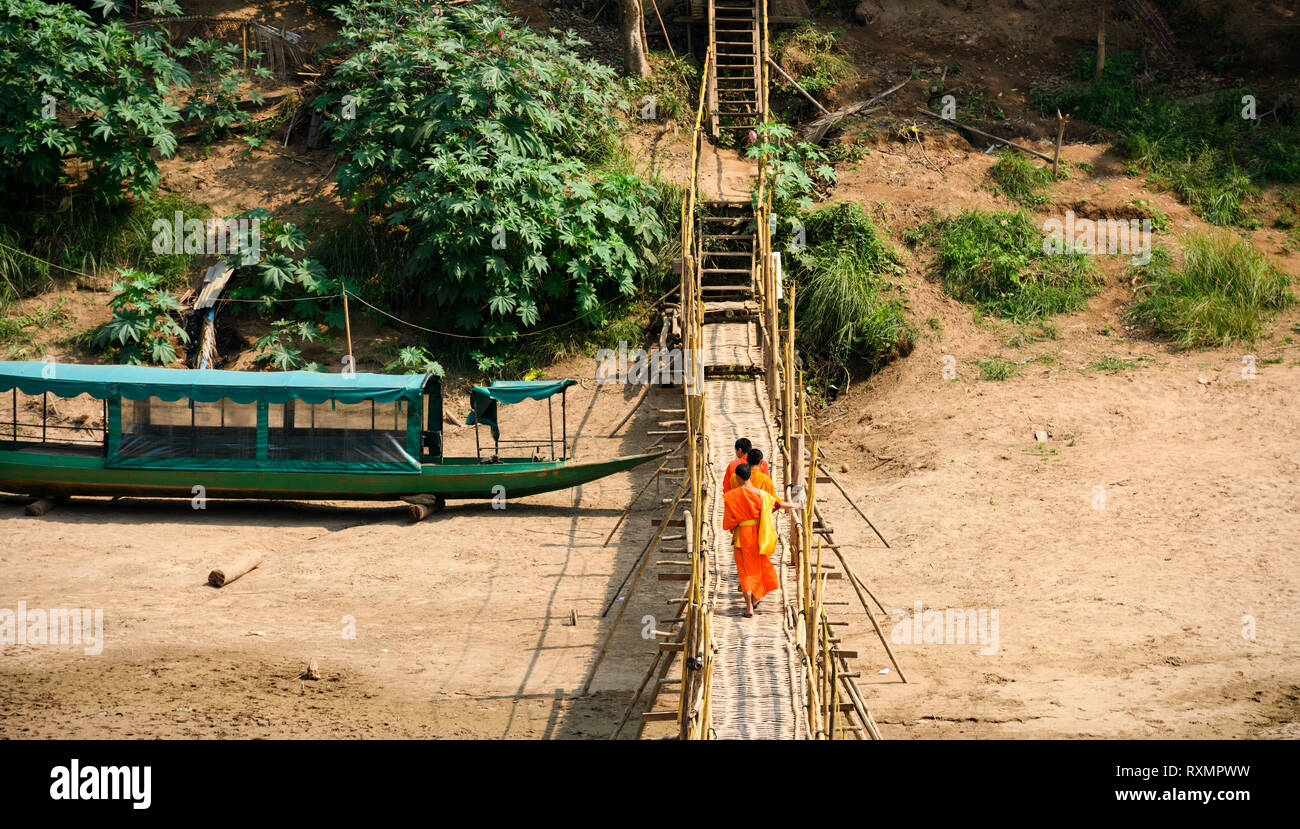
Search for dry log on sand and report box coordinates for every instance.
[25,497,58,516]
[207,552,264,587]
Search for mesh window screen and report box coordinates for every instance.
[268,399,412,466]
[118,396,259,460]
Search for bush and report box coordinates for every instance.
[0,193,210,307]
[931,210,1100,321]
[0,1,188,203]
[0,1,266,205]
[317,0,666,340]
[92,269,189,365]
[1126,233,1292,348]
[989,151,1056,207]
[747,122,835,213]
[626,52,701,123]
[1030,49,1299,226]
[773,24,855,97]
[793,202,912,376]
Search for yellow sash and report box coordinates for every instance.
[732,493,777,557]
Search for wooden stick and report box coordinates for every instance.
[1052,109,1066,177]
[815,462,890,548]
[207,552,264,587]
[800,79,907,143]
[766,57,831,116]
[341,284,354,366]
[646,0,675,61]
[610,650,664,738]
[602,440,685,547]
[831,551,907,683]
[916,108,1056,162]
[608,385,650,437]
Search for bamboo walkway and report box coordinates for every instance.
[702,357,802,739]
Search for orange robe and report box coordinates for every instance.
[723,457,772,493]
[722,485,780,603]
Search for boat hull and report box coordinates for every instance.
[0,449,666,501]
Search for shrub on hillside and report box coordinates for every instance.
[931,209,1100,321]
[1126,233,1292,348]
[793,202,913,377]
[317,0,667,340]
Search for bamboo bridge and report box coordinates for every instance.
[608,0,895,740]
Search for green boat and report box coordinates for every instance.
[0,362,663,513]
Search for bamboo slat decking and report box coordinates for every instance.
[703,369,802,739]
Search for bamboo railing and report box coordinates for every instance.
[677,46,714,740]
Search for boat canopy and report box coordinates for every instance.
[0,361,440,474]
[462,379,574,457]
[0,361,428,406]
[466,379,577,443]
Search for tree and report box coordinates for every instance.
[0,0,187,203]
[317,1,666,339]
[621,0,651,78]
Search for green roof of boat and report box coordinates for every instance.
[0,361,432,405]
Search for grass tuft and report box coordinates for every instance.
[929,209,1100,321]
[1125,233,1292,349]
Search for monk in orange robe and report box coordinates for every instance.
[722,438,751,493]
[728,448,773,494]
[724,443,771,493]
[722,462,799,617]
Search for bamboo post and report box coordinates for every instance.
[341,283,354,366]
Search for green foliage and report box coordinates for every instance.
[1030,49,1299,226]
[1125,233,1293,349]
[92,269,189,364]
[929,209,1100,321]
[1004,321,1058,348]
[792,202,912,379]
[977,357,1018,381]
[179,37,272,144]
[772,24,854,97]
[0,296,69,358]
[626,52,701,123]
[989,151,1057,207]
[0,0,188,202]
[222,208,344,369]
[252,319,325,370]
[317,0,666,340]
[225,208,337,322]
[747,122,835,213]
[0,1,266,204]
[1129,199,1171,232]
[1088,355,1142,373]
[384,345,445,376]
